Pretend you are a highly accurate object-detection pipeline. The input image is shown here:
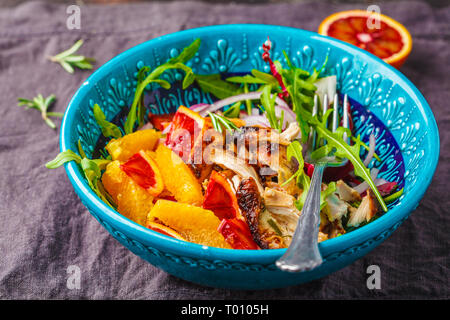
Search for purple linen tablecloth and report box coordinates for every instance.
[0,0,448,299]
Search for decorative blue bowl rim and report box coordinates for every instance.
[60,24,440,266]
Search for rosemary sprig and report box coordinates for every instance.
[17,94,63,129]
[49,40,95,74]
[207,112,240,133]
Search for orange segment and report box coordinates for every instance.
[154,144,203,206]
[106,129,160,162]
[203,170,241,220]
[146,221,185,240]
[318,10,412,68]
[147,199,231,248]
[165,105,206,161]
[148,112,175,131]
[102,160,153,226]
[120,150,164,197]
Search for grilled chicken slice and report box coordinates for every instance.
[325,192,348,222]
[336,180,361,202]
[347,188,380,227]
[229,126,281,170]
[210,150,264,195]
[320,217,346,239]
[263,188,301,246]
[264,188,300,217]
[237,178,284,249]
[279,122,301,143]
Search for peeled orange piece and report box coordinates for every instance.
[203,170,241,220]
[120,150,164,197]
[146,221,186,241]
[154,144,203,206]
[147,200,231,248]
[105,129,160,162]
[102,160,153,226]
[165,105,206,161]
[318,10,412,68]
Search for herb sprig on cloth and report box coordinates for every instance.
[17,94,63,129]
[49,40,95,74]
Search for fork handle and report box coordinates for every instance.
[275,163,326,272]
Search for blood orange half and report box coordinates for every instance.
[319,10,412,68]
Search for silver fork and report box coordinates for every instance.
[276,93,349,272]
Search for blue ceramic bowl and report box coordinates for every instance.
[60,24,439,289]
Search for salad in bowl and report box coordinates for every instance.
[48,38,401,251]
[46,24,438,289]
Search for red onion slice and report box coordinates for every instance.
[189,103,210,113]
[353,168,379,194]
[199,91,290,116]
[240,115,270,127]
[363,133,376,166]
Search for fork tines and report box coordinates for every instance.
[310,93,349,150]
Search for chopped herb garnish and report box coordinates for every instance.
[267,218,283,236]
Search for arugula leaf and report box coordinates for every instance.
[195,74,243,99]
[77,140,87,158]
[46,150,115,208]
[351,136,382,162]
[267,218,283,236]
[320,181,336,210]
[18,94,63,129]
[167,38,201,64]
[294,173,311,211]
[124,62,186,134]
[260,85,283,131]
[223,101,242,118]
[93,104,123,139]
[307,54,328,83]
[49,40,95,74]
[80,158,115,208]
[124,39,201,134]
[45,150,82,168]
[383,187,403,203]
[251,69,280,86]
[243,83,252,115]
[312,123,388,212]
[281,141,306,186]
[225,74,267,84]
[136,66,151,127]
